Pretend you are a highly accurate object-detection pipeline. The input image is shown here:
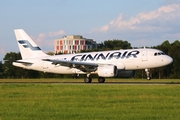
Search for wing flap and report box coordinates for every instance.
[43,59,98,72]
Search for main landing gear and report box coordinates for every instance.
[84,74,105,83]
[145,68,151,80]
[84,74,92,83]
[84,77,92,83]
[98,77,105,83]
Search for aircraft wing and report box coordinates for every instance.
[42,59,98,72]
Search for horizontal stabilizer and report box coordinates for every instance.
[13,60,33,67]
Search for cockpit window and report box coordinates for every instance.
[154,52,166,56]
[161,52,166,55]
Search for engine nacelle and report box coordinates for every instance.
[117,70,136,78]
[98,64,118,77]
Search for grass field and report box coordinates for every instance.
[0,78,180,83]
[0,79,180,120]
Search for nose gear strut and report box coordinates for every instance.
[145,68,151,80]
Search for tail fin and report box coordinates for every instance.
[14,29,48,59]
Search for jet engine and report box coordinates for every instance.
[98,64,118,77]
[117,70,136,78]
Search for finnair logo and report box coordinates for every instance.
[18,40,41,51]
[71,50,140,61]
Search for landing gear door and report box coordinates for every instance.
[142,50,148,61]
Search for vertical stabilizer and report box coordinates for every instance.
[14,29,47,59]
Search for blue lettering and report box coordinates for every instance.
[121,51,128,59]
[126,51,139,58]
[84,54,98,61]
[71,55,82,61]
[80,54,86,61]
[70,50,140,61]
[108,52,121,60]
[96,53,110,60]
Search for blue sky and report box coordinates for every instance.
[0,0,180,60]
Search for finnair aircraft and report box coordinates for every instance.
[13,29,173,83]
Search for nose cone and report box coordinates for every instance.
[165,56,173,65]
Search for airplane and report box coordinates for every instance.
[13,29,173,83]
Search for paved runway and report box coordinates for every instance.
[1,82,180,85]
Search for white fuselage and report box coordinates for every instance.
[13,48,173,75]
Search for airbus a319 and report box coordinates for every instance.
[13,29,173,83]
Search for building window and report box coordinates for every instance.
[55,36,97,54]
[60,46,63,50]
[56,46,59,50]
[69,40,72,45]
[82,40,85,45]
[57,41,59,45]
[84,45,86,50]
[75,40,79,45]
[60,40,62,45]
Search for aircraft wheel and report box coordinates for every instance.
[147,76,151,80]
[98,77,105,83]
[84,77,92,83]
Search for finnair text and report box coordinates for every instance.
[71,50,140,61]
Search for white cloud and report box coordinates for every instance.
[29,30,66,52]
[95,4,180,33]
[35,33,46,46]
[90,3,180,46]
[48,30,66,37]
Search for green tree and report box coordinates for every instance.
[168,40,180,78]
[104,39,131,50]
[46,52,54,55]
[3,52,21,78]
[154,40,172,78]
[2,52,40,78]
[0,61,3,78]
[152,40,180,79]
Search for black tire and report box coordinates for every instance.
[147,76,151,80]
[84,77,92,83]
[98,77,105,83]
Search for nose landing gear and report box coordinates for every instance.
[145,69,151,80]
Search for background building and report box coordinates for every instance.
[54,35,97,54]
